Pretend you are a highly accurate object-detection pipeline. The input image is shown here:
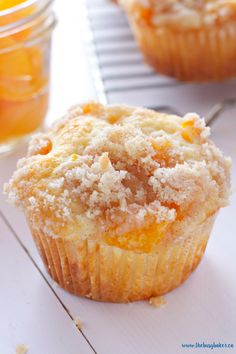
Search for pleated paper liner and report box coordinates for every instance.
[129,19,236,81]
[30,214,216,303]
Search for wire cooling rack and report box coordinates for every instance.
[84,0,236,124]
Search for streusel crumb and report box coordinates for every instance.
[74,316,82,330]
[4,102,231,244]
[149,296,166,308]
[16,344,28,354]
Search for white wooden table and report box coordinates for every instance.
[0,2,236,353]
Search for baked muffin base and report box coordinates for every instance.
[29,213,216,303]
[130,19,236,81]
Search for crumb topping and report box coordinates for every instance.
[4,102,231,246]
[16,344,28,354]
[149,295,166,308]
[119,0,236,29]
[74,316,82,330]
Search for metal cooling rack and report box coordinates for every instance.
[84,0,236,124]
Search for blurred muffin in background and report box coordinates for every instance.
[118,0,236,81]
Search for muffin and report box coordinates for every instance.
[4,102,231,302]
[118,0,236,81]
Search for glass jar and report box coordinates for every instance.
[0,0,56,154]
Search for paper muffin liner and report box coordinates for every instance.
[30,214,216,302]
[129,18,236,81]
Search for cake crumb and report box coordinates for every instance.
[74,316,82,330]
[16,344,28,354]
[149,296,166,308]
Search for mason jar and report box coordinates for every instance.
[0,0,56,154]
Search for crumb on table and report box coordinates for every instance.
[16,344,28,354]
[74,316,82,330]
[149,296,166,308]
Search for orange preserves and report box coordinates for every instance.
[0,0,55,151]
[105,222,167,253]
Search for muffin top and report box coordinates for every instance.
[4,102,231,250]
[119,0,236,29]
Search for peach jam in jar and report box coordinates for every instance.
[0,0,56,154]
